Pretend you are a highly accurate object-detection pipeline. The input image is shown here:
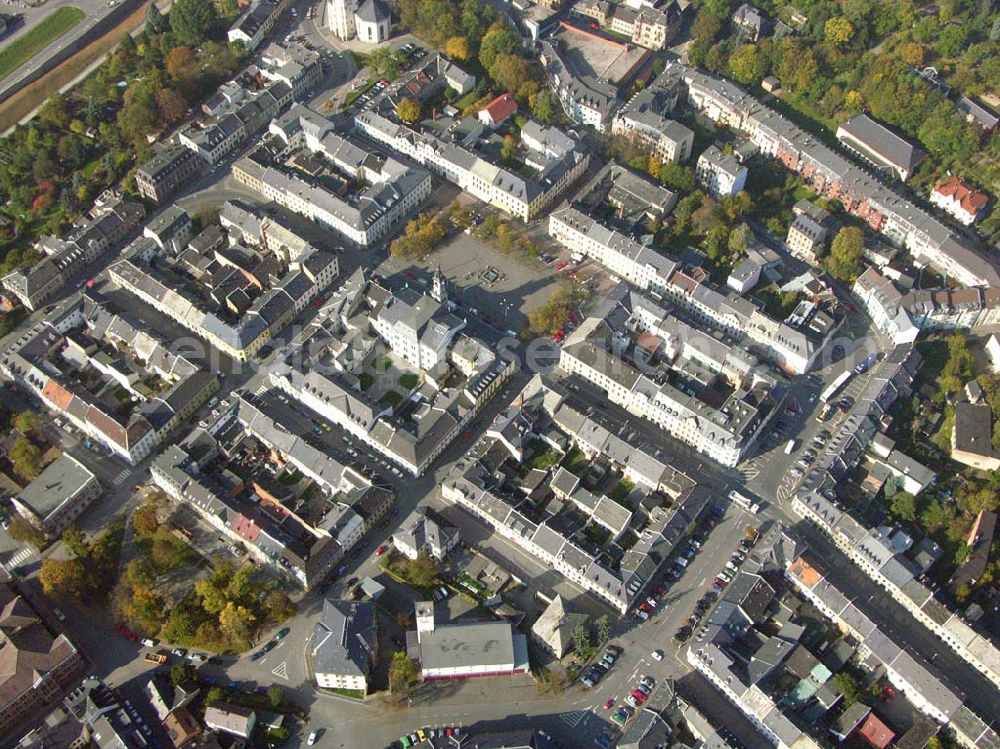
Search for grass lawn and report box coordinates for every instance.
[564,447,587,475]
[380,390,402,407]
[278,468,303,486]
[398,372,419,390]
[609,478,633,504]
[529,447,560,471]
[344,78,375,107]
[0,7,85,84]
[454,88,485,110]
[321,686,365,700]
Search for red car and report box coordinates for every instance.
[631,690,647,703]
[553,330,564,343]
[639,602,653,613]
[375,545,387,556]
[604,698,614,710]
[654,584,668,597]
[554,261,567,271]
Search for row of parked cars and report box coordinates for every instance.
[249,627,291,661]
[580,644,622,688]
[675,531,756,642]
[398,725,462,747]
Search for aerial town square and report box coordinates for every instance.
[2,0,1000,748]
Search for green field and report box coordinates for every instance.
[0,7,85,84]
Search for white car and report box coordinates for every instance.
[651,649,663,661]
[307,731,318,746]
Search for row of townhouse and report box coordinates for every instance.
[666,62,1000,289]
[787,554,1000,749]
[152,393,394,590]
[558,286,784,467]
[854,266,1000,344]
[233,117,432,248]
[353,109,590,221]
[538,40,619,132]
[611,81,694,164]
[442,374,711,613]
[109,229,339,363]
[178,43,322,166]
[0,291,219,465]
[1,194,145,310]
[267,271,513,476]
[792,489,1000,696]
[548,204,839,373]
[571,0,686,50]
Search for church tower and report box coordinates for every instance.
[431,264,448,303]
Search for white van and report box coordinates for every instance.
[784,439,796,454]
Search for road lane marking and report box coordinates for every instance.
[272,661,289,680]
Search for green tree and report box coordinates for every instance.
[13,410,40,435]
[38,95,69,129]
[729,44,762,85]
[478,21,520,71]
[890,491,917,521]
[389,651,420,694]
[171,662,196,686]
[399,553,439,588]
[267,685,286,708]
[529,90,557,124]
[570,622,591,654]
[62,526,89,559]
[941,334,975,394]
[397,97,421,123]
[265,591,297,622]
[833,670,863,706]
[595,615,610,644]
[8,515,46,550]
[826,227,863,282]
[367,46,405,78]
[824,17,855,48]
[691,11,722,44]
[146,3,168,34]
[170,0,219,46]
[9,437,42,480]
[657,163,695,192]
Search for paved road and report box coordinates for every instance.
[0,0,118,101]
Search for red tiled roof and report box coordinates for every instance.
[934,175,988,215]
[41,380,74,412]
[858,713,895,749]
[231,513,261,543]
[482,93,517,123]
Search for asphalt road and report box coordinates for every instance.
[0,0,118,101]
[1,2,997,746]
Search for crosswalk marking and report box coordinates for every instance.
[8,548,33,567]
[271,661,289,680]
[559,710,588,728]
[113,470,130,487]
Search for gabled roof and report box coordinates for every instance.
[481,93,517,124]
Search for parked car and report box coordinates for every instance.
[375,545,387,556]
[651,649,663,661]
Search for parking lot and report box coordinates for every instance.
[378,232,561,334]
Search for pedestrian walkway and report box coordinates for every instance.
[558,710,588,728]
[8,547,34,568]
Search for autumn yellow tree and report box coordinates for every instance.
[396,97,421,123]
[824,17,854,48]
[444,36,470,61]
